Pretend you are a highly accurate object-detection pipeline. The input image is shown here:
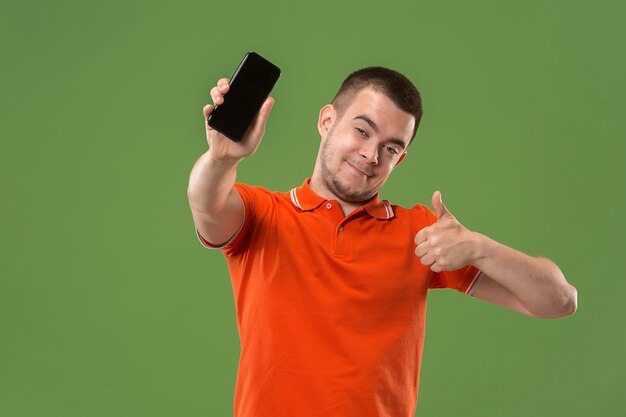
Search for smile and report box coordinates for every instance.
[346,161,372,178]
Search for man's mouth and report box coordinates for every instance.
[346,160,373,177]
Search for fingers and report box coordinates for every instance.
[210,86,224,105]
[203,78,230,123]
[429,262,444,273]
[414,227,429,245]
[414,226,435,267]
[203,104,214,119]
[415,236,448,272]
[414,241,427,258]
[420,252,436,267]
[417,246,445,272]
[217,77,230,89]
[210,78,230,105]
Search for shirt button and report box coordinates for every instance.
[338,226,344,232]
[326,203,332,209]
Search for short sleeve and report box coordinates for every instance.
[429,265,482,294]
[195,183,271,256]
[419,204,482,295]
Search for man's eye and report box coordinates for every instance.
[384,145,398,155]
[355,127,367,137]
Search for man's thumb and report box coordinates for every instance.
[432,190,451,220]
[252,96,275,131]
[261,96,275,117]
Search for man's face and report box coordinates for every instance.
[315,87,415,203]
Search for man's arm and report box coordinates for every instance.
[188,152,245,246]
[467,272,540,318]
[415,191,577,319]
[188,77,274,246]
[468,237,577,319]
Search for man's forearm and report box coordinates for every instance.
[187,150,242,216]
[471,232,578,318]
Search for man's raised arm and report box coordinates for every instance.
[414,191,577,319]
[187,77,275,246]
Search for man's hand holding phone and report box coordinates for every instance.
[203,77,275,162]
[190,53,279,247]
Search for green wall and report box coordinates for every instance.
[1,0,624,416]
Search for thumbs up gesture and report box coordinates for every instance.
[414,191,479,272]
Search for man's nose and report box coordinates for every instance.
[359,143,379,165]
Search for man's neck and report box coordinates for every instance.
[309,176,369,217]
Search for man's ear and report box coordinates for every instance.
[394,151,407,168]
[317,104,336,138]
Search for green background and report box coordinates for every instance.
[1,0,624,416]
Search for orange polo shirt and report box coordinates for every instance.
[196,178,481,417]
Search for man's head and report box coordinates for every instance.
[311,67,423,205]
[330,67,423,143]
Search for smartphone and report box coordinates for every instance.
[207,52,281,142]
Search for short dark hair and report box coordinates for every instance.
[330,66,423,144]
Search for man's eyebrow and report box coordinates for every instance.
[353,115,379,132]
[353,114,408,149]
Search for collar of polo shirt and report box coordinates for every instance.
[289,178,395,220]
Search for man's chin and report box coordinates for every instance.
[331,180,377,203]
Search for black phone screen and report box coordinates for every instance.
[207,52,281,142]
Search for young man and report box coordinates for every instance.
[187,67,578,417]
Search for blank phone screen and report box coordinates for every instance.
[208,52,281,142]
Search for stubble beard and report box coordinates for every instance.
[319,130,378,204]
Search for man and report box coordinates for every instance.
[187,67,578,417]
